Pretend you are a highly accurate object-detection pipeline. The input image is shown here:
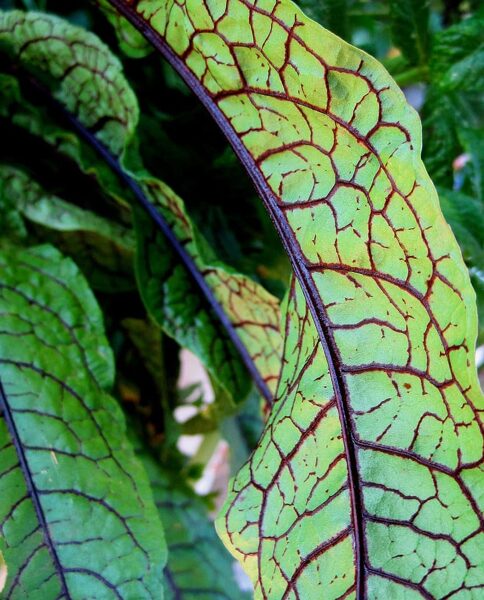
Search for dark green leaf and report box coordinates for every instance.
[0,244,166,598]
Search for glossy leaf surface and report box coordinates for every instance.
[104,0,484,597]
[0,245,166,598]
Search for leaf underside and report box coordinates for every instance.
[105,0,483,598]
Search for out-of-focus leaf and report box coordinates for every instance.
[458,127,483,201]
[0,164,135,291]
[0,244,166,598]
[294,0,351,39]
[388,0,430,65]
[430,9,484,93]
[422,90,461,188]
[139,448,250,600]
[438,187,483,265]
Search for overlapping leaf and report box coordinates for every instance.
[0,165,135,291]
[137,175,282,398]
[0,10,283,404]
[104,0,484,597]
[0,245,166,598]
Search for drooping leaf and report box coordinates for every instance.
[139,447,251,600]
[136,175,283,398]
[0,244,166,598]
[104,0,483,596]
[0,9,283,404]
[0,164,136,291]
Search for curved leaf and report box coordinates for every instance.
[0,10,138,156]
[103,1,483,597]
[0,9,282,404]
[0,245,166,598]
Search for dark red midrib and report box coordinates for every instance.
[0,379,71,599]
[105,1,366,594]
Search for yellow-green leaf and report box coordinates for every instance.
[103,1,484,597]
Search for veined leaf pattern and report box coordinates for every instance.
[0,245,166,598]
[0,9,282,402]
[0,10,138,156]
[138,175,283,396]
[103,0,483,597]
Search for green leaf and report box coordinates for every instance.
[0,10,138,156]
[388,0,430,66]
[430,9,484,93]
[0,165,136,292]
[106,0,483,596]
[0,244,166,598]
[421,90,460,188]
[139,448,251,600]
[437,186,483,267]
[422,10,483,188]
[136,175,283,399]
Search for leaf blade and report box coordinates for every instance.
[0,9,283,403]
[104,0,484,596]
[0,245,166,598]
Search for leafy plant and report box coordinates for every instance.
[0,1,482,599]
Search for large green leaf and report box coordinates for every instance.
[0,245,166,598]
[103,0,483,597]
[0,9,283,403]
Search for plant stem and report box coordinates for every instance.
[394,65,429,87]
